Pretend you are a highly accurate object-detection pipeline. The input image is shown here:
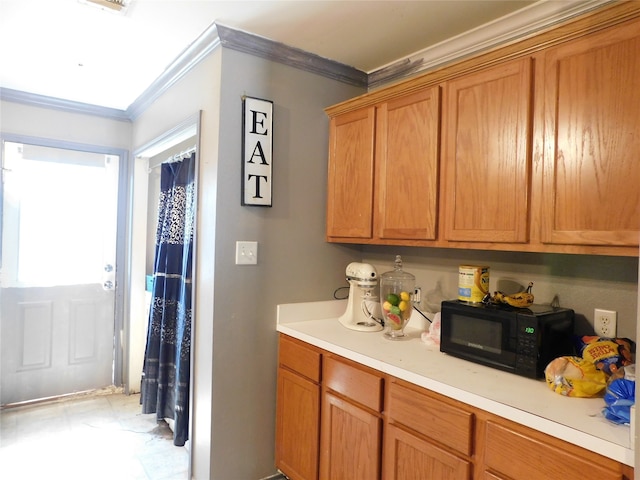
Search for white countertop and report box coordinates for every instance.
[276,299,635,467]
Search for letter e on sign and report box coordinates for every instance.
[242,96,273,206]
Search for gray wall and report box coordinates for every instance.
[132,51,222,479]
[363,247,638,339]
[133,47,365,479]
[208,48,364,479]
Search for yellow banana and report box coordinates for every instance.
[503,292,534,308]
[492,291,506,303]
[488,285,534,307]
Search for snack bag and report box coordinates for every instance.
[544,356,608,397]
[574,336,635,375]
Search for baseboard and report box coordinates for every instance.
[258,472,288,480]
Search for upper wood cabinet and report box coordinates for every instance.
[326,87,440,243]
[375,87,440,241]
[538,17,640,249]
[441,57,532,244]
[326,107,375,240]
[325,3,640,256]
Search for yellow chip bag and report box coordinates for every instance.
[582,339,621,366]
[544,356,608,397]
[574,336,635,376]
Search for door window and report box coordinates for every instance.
[2,141,118,288]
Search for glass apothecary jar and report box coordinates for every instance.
[379,255,415,340]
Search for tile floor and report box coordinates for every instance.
[0,391,189,480]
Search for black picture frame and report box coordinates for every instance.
[241,95,273,206]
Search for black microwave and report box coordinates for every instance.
[440,300,575,379]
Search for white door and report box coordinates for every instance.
[0,140,120,405]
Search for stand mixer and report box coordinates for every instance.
[338,262,383,332]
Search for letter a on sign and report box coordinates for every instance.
[242,96,273,206]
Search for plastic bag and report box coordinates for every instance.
[544,356,608,397]
[602,365,635,424]
[421,312,441,346]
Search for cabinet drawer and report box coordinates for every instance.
[323,355,383,412]
[387,380,473,456]
[484,420,624,480]
[279,334,321,383]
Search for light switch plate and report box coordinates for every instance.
[235,241,258,265]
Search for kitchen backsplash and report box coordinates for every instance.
[362,246,638,340]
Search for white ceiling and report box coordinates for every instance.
[0,0,589,111]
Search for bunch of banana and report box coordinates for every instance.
[501,291,534,308]
[490,282,534,308]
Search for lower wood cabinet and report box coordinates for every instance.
[275,335,634,480]
[384,424,471,480]
[385,379,473,479]
[483,473,506,480]
[481,416,632,480]
[320,354,384,480]
[276,335,321,480]
[386,379,473,456]
[320,391,382,480]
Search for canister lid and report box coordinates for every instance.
[380,255,415,282]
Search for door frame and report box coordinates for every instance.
[129,111,200,479]
[0,132,129,388]
[128,112,200,396]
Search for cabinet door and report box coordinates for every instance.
[441,58,532,243]
[276,367,321,480]
[375,87,440,240]
[540,18,640,247]
[326,107,376,239]
[483,472,508,480]
[320,391,381,480]
[384,424,471,480]
[483,420,625,480]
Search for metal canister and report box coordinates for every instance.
[458,265,490,303]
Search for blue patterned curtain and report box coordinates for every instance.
[141,152,195,446]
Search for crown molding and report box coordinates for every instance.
[2,21,365,121]
[368,0,616,88]
[0,87,130,121]
[125,23,222,120]
[214,23,367,88]
[1,0,618,119]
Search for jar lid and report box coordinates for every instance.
[380,255,415,282]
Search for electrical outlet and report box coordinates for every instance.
[413,287,422,304]
[594,308,617,337]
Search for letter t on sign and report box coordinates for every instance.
[242,96,273,206]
